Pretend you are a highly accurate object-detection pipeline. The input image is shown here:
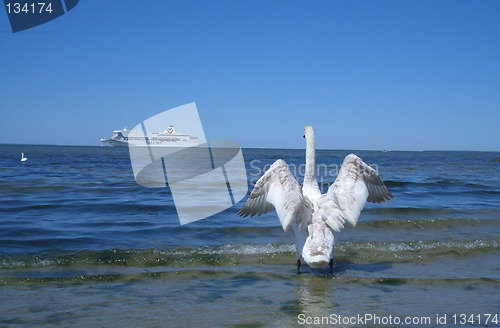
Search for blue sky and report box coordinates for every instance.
[1,1,499,151]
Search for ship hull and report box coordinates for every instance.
[101,139,199,148]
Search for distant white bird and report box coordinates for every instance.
[21,153,28,162]
[238,125,393,273]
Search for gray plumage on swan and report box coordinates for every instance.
[238,125,393,272]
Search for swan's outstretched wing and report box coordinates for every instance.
[323,154,393,228]
[237,159,312,231]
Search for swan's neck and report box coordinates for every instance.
[304,134,316,185]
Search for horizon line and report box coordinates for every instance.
[1,142,499,153]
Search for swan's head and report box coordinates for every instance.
[303,125,314,139]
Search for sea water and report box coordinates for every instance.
[1,145,499,327]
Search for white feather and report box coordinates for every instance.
[237,159,311,232]
[327,154,393,227]
[238,127,393,269]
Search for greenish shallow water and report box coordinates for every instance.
[1,269,498,328]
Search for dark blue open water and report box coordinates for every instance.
[1,145,499,327]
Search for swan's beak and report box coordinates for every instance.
[303,135,305,138]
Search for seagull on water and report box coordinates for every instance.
[238,125,393,273]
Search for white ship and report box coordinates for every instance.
[101,125,200,147]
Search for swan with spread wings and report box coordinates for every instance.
[238,125,393,273]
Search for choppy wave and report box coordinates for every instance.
[1,238,498,271]
[383,179,496,189]
[362,207,500,218]
[0,239,498,287]
[317,178,500,191]
[1,270,498,287]
[356,216,500,229]
[1,216,498,256]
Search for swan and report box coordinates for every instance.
[21,153,28,162]
[237,125,393,273]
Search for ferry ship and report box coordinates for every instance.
[101,125,200,147]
